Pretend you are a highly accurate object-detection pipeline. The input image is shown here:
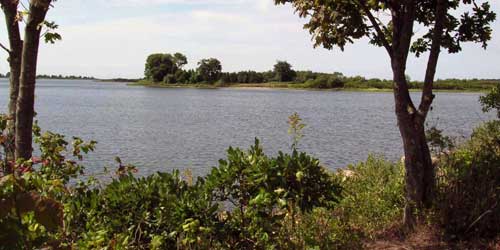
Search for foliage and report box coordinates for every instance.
[305,75,344,89]
[338,155,405,238]
[204,138,342,249]
[0,118,96,250]
[273,61,296,82]
[479,83,500,118]
[144,53,188,82]
[288,112,305,149]
[434,120,500,240]
[41,20,62,44]
[66,171,218,250]
[140,52,499,90]
[197,58,222,83]
[426,126,455,155]
[274,0,496,55]
[277,207,363,250]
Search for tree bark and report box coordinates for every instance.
[1,1,23,165]
[389,1,435,230]
[416,0,448,210]
[15,1,51,160]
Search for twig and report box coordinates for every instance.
[465,201,498,233]
[0,42,11,53]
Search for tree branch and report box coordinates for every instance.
[356,0,393,58]
[0,42,11,53]
[418,0,447,120]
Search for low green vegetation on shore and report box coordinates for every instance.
[133,78,498,92]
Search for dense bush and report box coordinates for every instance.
[207,139,342,248]
[479,83,500,118]
[1,121,96,250]
[66,171,218,249]
[337,155,405,238]
[64,138,343,249]
[305,75,344,89]
[435,120,500,240]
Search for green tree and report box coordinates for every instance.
[144,53,177,82]
[479,83,500,119]
[173,52,188,69]
[275,0,496,228]
[197,58,222,83]
[273,60,296,82]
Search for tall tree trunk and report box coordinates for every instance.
[1,1,23,165]
[392,66,434,229]
[389,1,439,230]
[15,1,51,160]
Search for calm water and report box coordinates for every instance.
[0,79,492,177]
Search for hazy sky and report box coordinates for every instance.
[0,0,498,80]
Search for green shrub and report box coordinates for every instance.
[479,83,500,118]
[67,171,219,249]
[0,120,96,250]
[338,155,405,238]
[305,75,344,89]
[204,138,343,249]
[63,138,343,249]
[435,120,500,240]
[277,207,363,250]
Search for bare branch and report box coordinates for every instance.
[0,42,11,53]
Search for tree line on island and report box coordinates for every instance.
[143,52,498,91]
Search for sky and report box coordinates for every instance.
[0,0,499,80]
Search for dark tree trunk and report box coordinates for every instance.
[392,64,435,228]
[15,1,51,160]
[388,0,448,229]
[1,1,23,165]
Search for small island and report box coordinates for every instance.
[129,52,499,92]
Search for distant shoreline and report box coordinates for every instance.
[126,81,492,93]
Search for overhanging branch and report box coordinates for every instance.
[356,0,393,58]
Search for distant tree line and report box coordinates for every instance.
[143,53,499,90]
[0,72,95,80]
[37,74,95,80]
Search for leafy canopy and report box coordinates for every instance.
[144,53,188,82]
[274,60,296,82]
[479,83,500,118]
[197,58,222,83]
[274,0,496,57]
